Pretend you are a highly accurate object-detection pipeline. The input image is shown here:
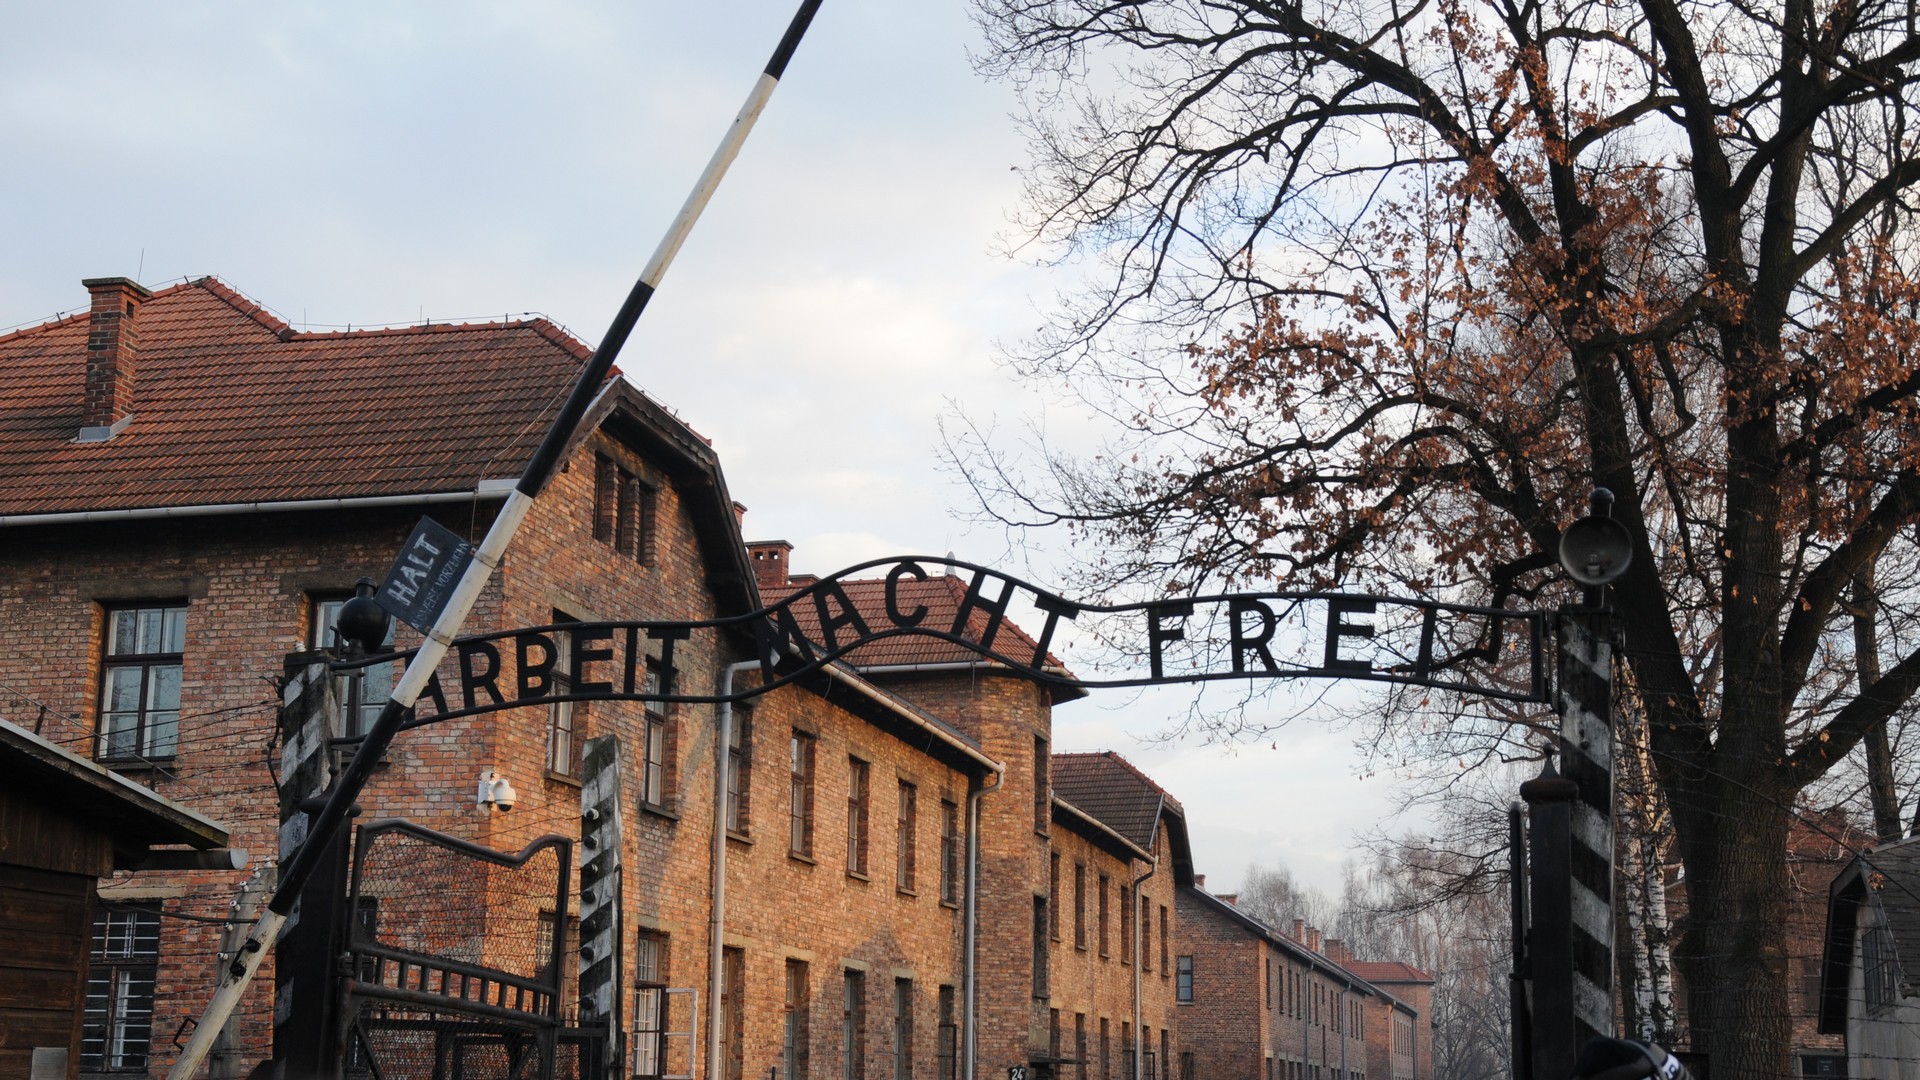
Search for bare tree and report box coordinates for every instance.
[963,2,1920,1076]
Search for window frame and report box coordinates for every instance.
[843,968,867,1080]
[96,603,186,765]
[1098,874,1110,958]
[639,661,669,809]
[848,757,871,877]
[80,903,161,1072]
[891,978,914,1080]
[633,932,670,1080]
[1074,861,1087,950]
[790,731,816,859]
[546,614,584,781]
[784,959,811,1080]
[725,704,752,837]
[896,780,918,893]
[1176,955,1194,1003]
[1049,853,1061,941]
[939,799,961,906]
[308,594,395,739]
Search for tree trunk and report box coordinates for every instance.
[1670,780,1793,1079]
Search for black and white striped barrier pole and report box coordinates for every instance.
[165,4,825,1076]
[1538,487,1631,1063]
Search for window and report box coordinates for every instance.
[892,978,914,1080]
[844,970,867,1080]
[1176,955,1194,1002]
[896,780,917,892]
[937,986,958,1080]
[939,800,961,905]
[1074,862,1087,949]
[1100,1019,1111,1080]
[1160,1030,1170,1080]
[1033,895,1050,998]
[547,614,583,779]
[1266,958,1274,1010]
[594,454,618,542]
[721,947,745,1080]
[785,960,811,1080]
[1034,736,1050,832]
[80,904,160,1071]
[640,662,669,807]
[1160,905,1169,977]
[1868,918,1903,1013]
[1140,893,1152,972]
[1098,874,1110,958]
[309,594,394,737]
[1050,1009,1061,1059]
[593,453,658,565]
[1121,1022,1134,1080]
[790,732,816,857]
[726,705,752,835]
[1075,1014,1087,1080]
[1050,854,1061,940]
[1120,885,1134,965]
[634,932,669,1079]
[848,757,871,875]
[98,604,185,762]
[1181,1053,1195,1080]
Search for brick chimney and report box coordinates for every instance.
[1306,926,1322,954]
[747,540,793,590]
[1292,918,1306,943]
[1326,938,1348,963]
[1217,893,1239,907]
[1193,874,1206,889]
[79,277,151,441]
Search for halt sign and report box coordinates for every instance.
[375,517,475,633]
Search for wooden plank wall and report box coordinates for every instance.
[0,864,91,1080]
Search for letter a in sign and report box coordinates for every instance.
[375,517,477,633]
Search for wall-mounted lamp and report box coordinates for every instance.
[478,769,518,812]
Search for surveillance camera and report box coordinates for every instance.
[478,769,517,812]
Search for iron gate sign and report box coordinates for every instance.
[335,556,1548,725]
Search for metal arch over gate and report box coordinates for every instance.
[337,555,1552,726]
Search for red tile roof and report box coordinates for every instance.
[1343,961,1434,984]
[0,278,597,516]
[1051,750,1184,851]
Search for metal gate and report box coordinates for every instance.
[337,819,601,1080]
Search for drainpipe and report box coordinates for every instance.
[964,765,1005,1080]
[1132,793,1164,1080]
[710,661,758,1079]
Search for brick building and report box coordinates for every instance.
[1173,885,1429,1080]
[0,276,1429,1080]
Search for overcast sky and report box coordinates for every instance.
[2,2,1427,900]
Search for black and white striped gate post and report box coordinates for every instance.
[272,656,349,1080]
[1556,602,1615,1049]
[1548,486,1631,1056]
[578,736,626,1078]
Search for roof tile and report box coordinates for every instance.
[0,278,594,515]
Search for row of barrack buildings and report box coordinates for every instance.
[0,276,1433,1080]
